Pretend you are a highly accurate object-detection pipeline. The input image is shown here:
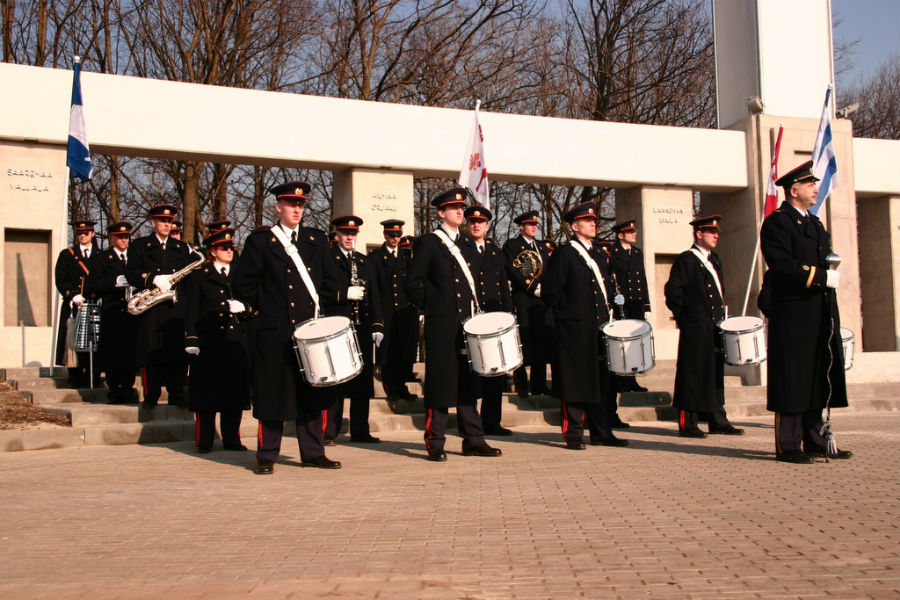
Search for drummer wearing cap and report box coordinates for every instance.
[54,218,102,388]
[232,181,342,474]
[465,205,515,436]
[404,187,502,462]
[664,215,743,438]
[760,160,851,463]
[322,214,385,445]
[369,219,420,404]
[92,221,139,403]
[183,228,254,453]
[542,201,628,449]
[126,203,195,409]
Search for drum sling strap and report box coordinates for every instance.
[690,246,724,300]
[433,228,480,315]
[571,239,612,322]
[271,225,320,318]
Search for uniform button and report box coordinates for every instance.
[219,326,224,330]
[307,267,311,272]
[228,325,234,330]
[290,302,295,307]
[457,293,461,298]
[393,274,397,278]
[289,284,293,289]
[219,290,224,294]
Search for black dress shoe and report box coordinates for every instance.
[462,442,502,457]
[483,425,514,436]
[399,391,418,401]
[566,438,586,450]
[141,401,158,410]
[709,424,745,435]
[427,448,447,462]
[591,434,629,447]
[323,436,337,446]
[679,428,707,438]
[516,388,529,399]
[776,451,815,464]
[631,383,648,392]
[198,447,212,454]
[805,448,853,459]
[610,416,631,429]
[301,456,342,469]
[223,443,249,452]
[350,434,381,443]
[254,459,275,474]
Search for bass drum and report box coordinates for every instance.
[718,316,766,366]
[463,311,523,376]
[602,319,655,375]
[292,316,363,387]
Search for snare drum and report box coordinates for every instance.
[840,327,854,370]
[463,312,523,376]
[292,316,363,387]
[602,319,655,375]
[718,316,766,366]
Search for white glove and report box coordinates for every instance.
[826,270,840,289]
[533,283,541,298]
[643,311,652,322]
[614,293,625,306]
[373,332,384,347]
[115,275,129,288]
[153,274,172,292]
[227,299,246,314]
[185,346,200,356]
[348,285,365,301]
[70,294,85,308]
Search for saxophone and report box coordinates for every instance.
[127,248,204,315]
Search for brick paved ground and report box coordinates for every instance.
[0,411,897,599]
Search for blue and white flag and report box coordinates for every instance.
[810,87,837,216]
[66,56,92,182]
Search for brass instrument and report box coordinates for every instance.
[127,248,204,315]
[512,248,543,286]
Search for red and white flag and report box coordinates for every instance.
[763,124,784,218]
[459,99,490,209]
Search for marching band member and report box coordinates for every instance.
[465,205,515,436]
[761,161,851,462]
[93,221,138,403]
[169,220,183,240]
[369,219,419,403]
[183,228,254,454]
[502,210,555,398]
[323,215,385,444]
[233,181,342,474]
[664,216,743,438]
[405,187,501,462]
[125,204,195,409]
[542,201,628,449]
[54,219,102,388]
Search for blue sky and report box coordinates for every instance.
[831,0,900,86]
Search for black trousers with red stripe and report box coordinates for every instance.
[324,397,372,438]
[194,410,243,450]
[678,408,729,432]
[256,409,325,463]
[561,401,610,442]
[480,374,507,429]
[424,404,485,451]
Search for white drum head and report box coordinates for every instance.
[603,319,651,339]
[719,316,763,334]
[464,312,516,336]
[294,316,351,341]
[840,327,854,343]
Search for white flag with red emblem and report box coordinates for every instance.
[763,124,784,218]
[459,99,490,210]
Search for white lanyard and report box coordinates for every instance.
[271,225,320,318]
[433,229,479,314]
[570,239,611,320]
[690,247,723,299]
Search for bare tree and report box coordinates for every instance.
[839,56,900,140]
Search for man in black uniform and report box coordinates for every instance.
[542,201,628,449]
[608,218,651,396]
[369,219,419,402]
[169,220,183,240]
[233,181,342,474]
[465,205,515,436]
[664,215,743,438]
[92,221,138,403]
[405,187,502,462]
[323,214,385,444]
[502,210,554,397]
[126,204,197,409]
[54,219,102,388]
[760,160,851,463]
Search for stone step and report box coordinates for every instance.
[8,376,77,390]
[40,403,192,426]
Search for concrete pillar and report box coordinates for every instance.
[857,194,900,351]
[615,185,695,359]
[332,168,415,254]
